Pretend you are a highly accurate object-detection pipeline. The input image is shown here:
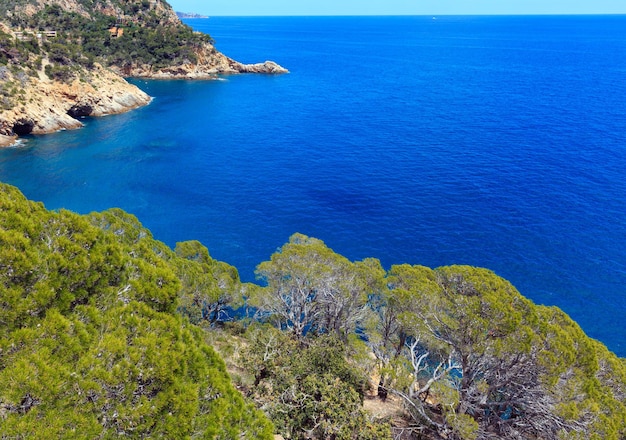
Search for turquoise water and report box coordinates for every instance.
[1,16,625,356]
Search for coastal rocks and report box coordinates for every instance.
[0,47,285,145]
[236,60,289,74]
[199,45,289,75]
[0,134,17,147]
[0,30,284,145]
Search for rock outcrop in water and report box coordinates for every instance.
[0,0,287,146]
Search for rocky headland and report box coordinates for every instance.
[0,0,287,146]
[114,43,288,79]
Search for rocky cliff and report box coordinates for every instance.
[1,63,151,145]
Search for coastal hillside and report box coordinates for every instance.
[0,182,625,439]
[0,0,286,144]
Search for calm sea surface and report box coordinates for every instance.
[1,16,625,356]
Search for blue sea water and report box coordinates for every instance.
[1,16,625,356]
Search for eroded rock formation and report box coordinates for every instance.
[0,64,151,143]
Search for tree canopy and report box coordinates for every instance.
[252,233,626,440]
[0,183,273,439]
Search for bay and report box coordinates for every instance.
[1,16,625,356]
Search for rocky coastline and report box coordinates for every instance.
[0,48,287,147]
[0,0,289,146]
[0,64,151,144]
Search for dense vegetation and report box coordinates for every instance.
[0,28,38,111]
[0,0,213,84]
[1,182,625,440]
[0,183,272,438]
[246,234,626,439]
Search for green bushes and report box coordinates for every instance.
[241,327,392,439]
[3,2,212,74]
[44,63,75,82]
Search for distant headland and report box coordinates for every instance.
[176,11,209,19]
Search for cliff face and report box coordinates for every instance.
[1,64,150,142]
[0,0,286,145]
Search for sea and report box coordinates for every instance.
[1,16,625,357]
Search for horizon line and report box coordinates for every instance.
[180,13,626,18]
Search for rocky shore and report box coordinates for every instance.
[0,134,16,147]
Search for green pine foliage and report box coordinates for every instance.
[174,240,246,325]
[0,183,273,439]
[1,186,625,440]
